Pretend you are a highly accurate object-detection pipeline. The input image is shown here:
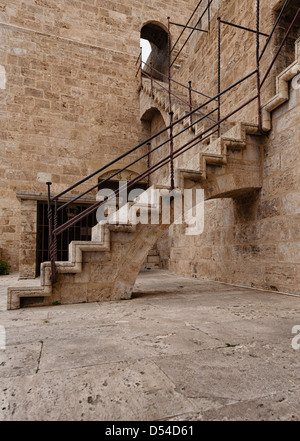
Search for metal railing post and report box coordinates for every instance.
[168,17,172,111]
[169,111,175,190]
[48,0,298,242]
[46,182,56,283]
[217,17,221,138]
[140,46,143,89]
[147,142,151,188]
[256,0,263,132]
[150,61,154,97]
[188,80,193,127]
[54,199,58,264]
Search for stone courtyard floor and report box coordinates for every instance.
[0,270,300,421]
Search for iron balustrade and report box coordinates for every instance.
[45,0,300,283]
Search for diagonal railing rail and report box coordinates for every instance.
[170,0,214,68]
[46,0,299,283]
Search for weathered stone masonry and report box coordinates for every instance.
[1,0,299,298]
[0,0,193,275]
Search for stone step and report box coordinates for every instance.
[143,262,161,270]
[147,248,159,257]
[147,255,161,264]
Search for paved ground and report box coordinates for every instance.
[0,270,300,421]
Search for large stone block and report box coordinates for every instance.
[278,242,300,264]
[257,198,281,220]
[282,192,300,215]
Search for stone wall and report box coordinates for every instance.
[1,0,299,296]
[140,0,299,295]
[167,78,300,294]
[0,0,193,272]
[171,0,299,125]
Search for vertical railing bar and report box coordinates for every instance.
[67,208,70,263]
[150,61,154,97]
[147,142,151,188]
[46,182,55,283]
[80,204,82,242]
[168,17,172,112]
[169,111,175,190]
[188,80,193,128]
[217,17,221,137]
[60,208,63,263]
[168,16,174,190]
[256,0,263,132]
[54,199,58,264]
[140,46,143,89]
[41,201,45,265]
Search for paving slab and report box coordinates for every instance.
[0,270,300,421]
[0,360,196,421]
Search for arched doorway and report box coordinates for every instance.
[272,0,300,87]
[141,22,169,82]
[141,107,170,186]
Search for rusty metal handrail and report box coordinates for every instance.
[141,70,218,123]
[170,0,214,68]
[141,60,215,101]
[46,0,299,283]
[50,67,257,240]
[53,67,257,205]
[170,0,213,55]
[52,94,258,239]
[56,104,219,215]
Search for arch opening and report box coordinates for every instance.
[272,0,300,81]
[140,22,169,82]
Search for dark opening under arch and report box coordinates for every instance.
[141,22,169,81]
[273,0,300,79]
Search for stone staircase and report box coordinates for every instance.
[7,120,262,310]
[141,77,234,143]
[141,78,263,199]
[173,121,262,200]
[141,38,300,200]
[7,185,171,309]
[7,39,300,310]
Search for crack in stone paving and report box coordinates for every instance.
[35,340,44,374]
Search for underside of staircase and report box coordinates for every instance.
[7,38,300,310]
